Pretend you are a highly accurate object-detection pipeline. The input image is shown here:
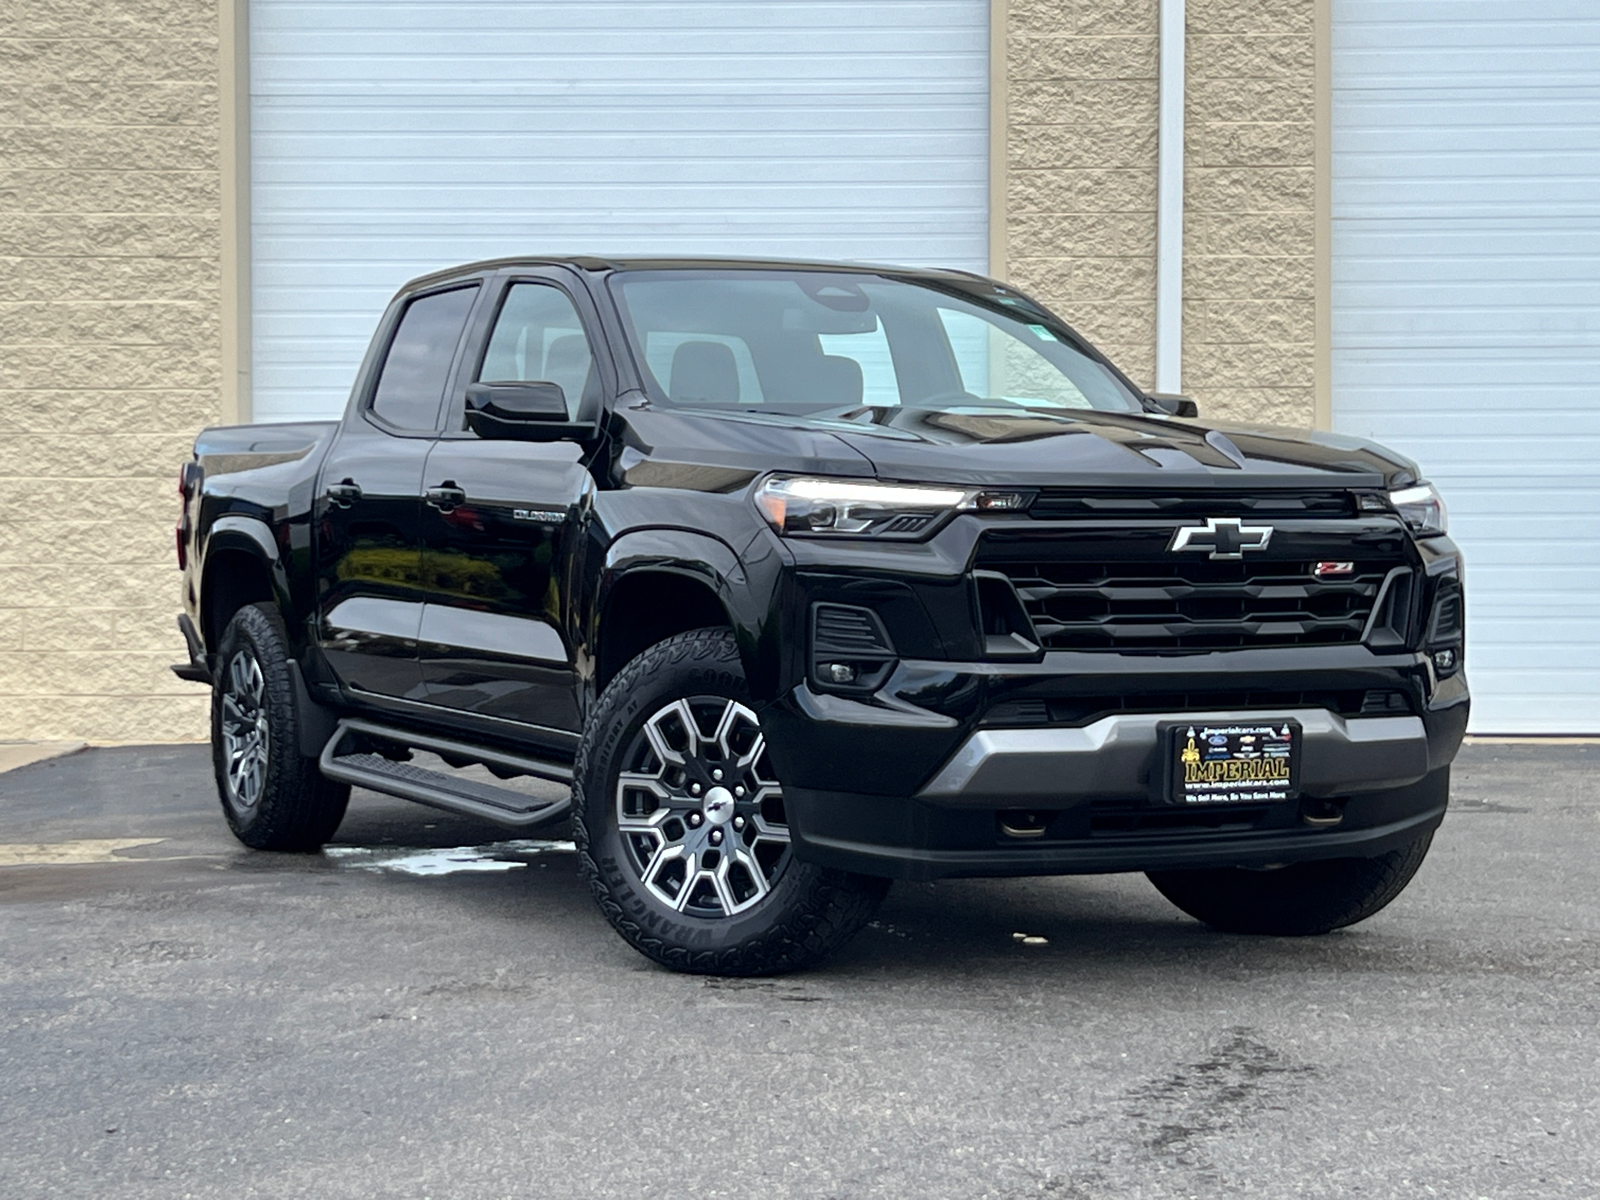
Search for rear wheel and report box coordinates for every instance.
[211,603,349,850]
[1146,832,1434,936]
[574,628,888,975]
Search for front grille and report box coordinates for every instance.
[977,523,1414,651]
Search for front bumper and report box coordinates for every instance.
[760,649,1467,881]
[786,769,1450,881]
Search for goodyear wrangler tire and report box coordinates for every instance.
[1146,831,1434,936]
[212,603,350,851]
[574,628,889,976]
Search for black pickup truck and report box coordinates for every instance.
[174,257,1468,974]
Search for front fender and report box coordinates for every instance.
[596,526,788,700]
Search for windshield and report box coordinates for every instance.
[609,270,1142,417]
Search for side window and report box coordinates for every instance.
[478,283,596,419]
[370,285,479,431]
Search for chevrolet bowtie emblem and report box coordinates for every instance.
[1168,517,1274,559]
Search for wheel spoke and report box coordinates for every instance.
[709,865,740,915]
[710,699,739,757]
[642,701,692,766]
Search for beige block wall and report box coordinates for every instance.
[1183,0,1316,426]
[1007,0,1160,383]
[0,0,218,742]
[1003,0,1317,428]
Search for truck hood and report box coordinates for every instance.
[622,404,1419,493]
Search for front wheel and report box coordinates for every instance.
[1146,832,1435,936]
[573,628,888,976]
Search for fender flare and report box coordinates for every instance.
[200,515,294,639]
[594,527,776,694]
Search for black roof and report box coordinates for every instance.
[400,255,992,294]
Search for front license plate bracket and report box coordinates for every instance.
[1157,719,1301,806]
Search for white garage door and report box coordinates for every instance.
[249,1,989,424]
[1332,1,1600,733]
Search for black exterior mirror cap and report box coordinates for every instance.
[464,381,596,441]
[1145,393,1199,417]
[467,380,568,420]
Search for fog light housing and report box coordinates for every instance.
[810,603,897,694]
[1432,648,1457,673]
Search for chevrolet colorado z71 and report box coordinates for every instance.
[174,258,1467,974]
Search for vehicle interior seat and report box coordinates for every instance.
[669,340,741,405]
[814,354,864,408]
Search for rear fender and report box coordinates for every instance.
[200,516,295,649]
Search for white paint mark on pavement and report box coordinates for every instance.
[0,838,167,867]
[324,839,576,877]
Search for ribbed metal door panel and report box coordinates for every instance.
[1332,0,1600,732]
[249,1,989,423]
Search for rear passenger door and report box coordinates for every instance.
[314,282,480,701]
[414,272,608,747]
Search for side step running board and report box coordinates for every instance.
[318,718,572,829]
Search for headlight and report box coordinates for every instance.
[1389,482,1447,537]
[754,476,971,538]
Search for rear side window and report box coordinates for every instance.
[370,285,478,431]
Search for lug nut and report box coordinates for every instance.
[710,829,723,845]
[689,783,701,795]
[712,768,723,781]
[688,812,702,827]
[734,786,745,797]
[733,816,745,831]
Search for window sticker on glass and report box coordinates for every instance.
[1027,324,1060,343]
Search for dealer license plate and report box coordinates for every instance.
[1163,720,1300,805]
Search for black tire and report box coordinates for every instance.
[211,602,350,851]
[574,628,889,976]
[1146,832,1434,936]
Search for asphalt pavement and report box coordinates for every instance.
[0,741,1596,1199]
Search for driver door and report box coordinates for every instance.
[415,273,608,747]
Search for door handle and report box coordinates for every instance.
[326,479,362,508]
[426,483,467,512]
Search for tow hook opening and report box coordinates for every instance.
[1300,797,1346,828]
[999,810,1053,839]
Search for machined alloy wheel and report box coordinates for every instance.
[575,628,889,976]
[616,696,791,917]
[219,648,270,814]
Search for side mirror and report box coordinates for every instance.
[465,381,591,441]
[1145,393,1199,418]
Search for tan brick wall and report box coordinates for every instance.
[1006,0,1160,383]
[1184,0,1316,426]
[0,0,218,741]
[1003,0,1317,428]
